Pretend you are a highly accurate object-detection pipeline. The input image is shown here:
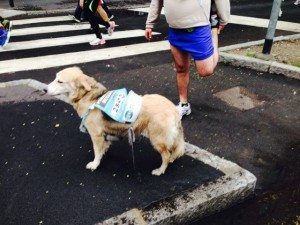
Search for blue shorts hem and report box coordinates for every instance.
[168,25,214,61]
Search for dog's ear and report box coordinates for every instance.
[69,76,90,102]
[69,88,83,102]
[79,76,92,91]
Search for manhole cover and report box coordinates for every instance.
[214,86,266,111]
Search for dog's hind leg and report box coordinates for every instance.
[170,133,185,163]
[151,144,171,176]
[86,134,111,171]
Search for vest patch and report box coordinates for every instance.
[94,88,142,123]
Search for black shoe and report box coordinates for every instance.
[9,0,14,7]
[68,14,81,23]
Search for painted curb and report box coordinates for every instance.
[0,79,257,225]
[220,34,300,80]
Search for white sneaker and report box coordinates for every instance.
[107,21,115,36]
[176,102,191,118]
[89,38,106,46]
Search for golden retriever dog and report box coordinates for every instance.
[46,67,185,176]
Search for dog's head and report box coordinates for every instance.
[46,67,105,103]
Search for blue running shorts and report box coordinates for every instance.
[168,25,214,60]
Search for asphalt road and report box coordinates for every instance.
[0,89,224,224]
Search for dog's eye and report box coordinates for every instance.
[57,80,63,83]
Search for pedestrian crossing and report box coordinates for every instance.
[0,14,169,74]
[0,41,170,74]
[3,8,298,75]
[2,30,159,52]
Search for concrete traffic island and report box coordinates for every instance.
[100,143,256,225]
[0,80,256,225]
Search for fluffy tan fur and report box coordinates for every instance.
[47,67,185,175]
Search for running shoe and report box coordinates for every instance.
[89,38,106,46]
[107,21,115,36]
[176,102,191,118]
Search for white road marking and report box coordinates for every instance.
[12,15,75,25]
[0,41,170,74]
[11,23,107,36]
[129,7,300,32]
[1,30,160,52]
[229,15,300,33]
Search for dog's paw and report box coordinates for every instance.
[86,161,99,171]
[151,168,164,176]
[169,156,176,163]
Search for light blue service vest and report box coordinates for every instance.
[94,88,142,124]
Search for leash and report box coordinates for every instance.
[128,129,142,182]
[128,127,136,171]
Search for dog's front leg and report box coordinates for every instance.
[86,134,111,171]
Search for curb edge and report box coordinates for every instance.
[220,34,300,80]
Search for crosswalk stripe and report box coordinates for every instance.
[0,41,170,74]
[11,23,108,36]
[229,15,300,33]
[1,30,160,52]
[129,7,300,33]
[12,15,74,25]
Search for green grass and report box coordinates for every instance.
[291,61,300,68]
[245,52,257,58]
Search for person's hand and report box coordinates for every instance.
[218,24,225,34]
[145,28,153,41]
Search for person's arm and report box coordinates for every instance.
[97,5,110,22]
[214,0,230,33]
[145,0,163,41]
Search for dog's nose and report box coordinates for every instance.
[43,88,47,93]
